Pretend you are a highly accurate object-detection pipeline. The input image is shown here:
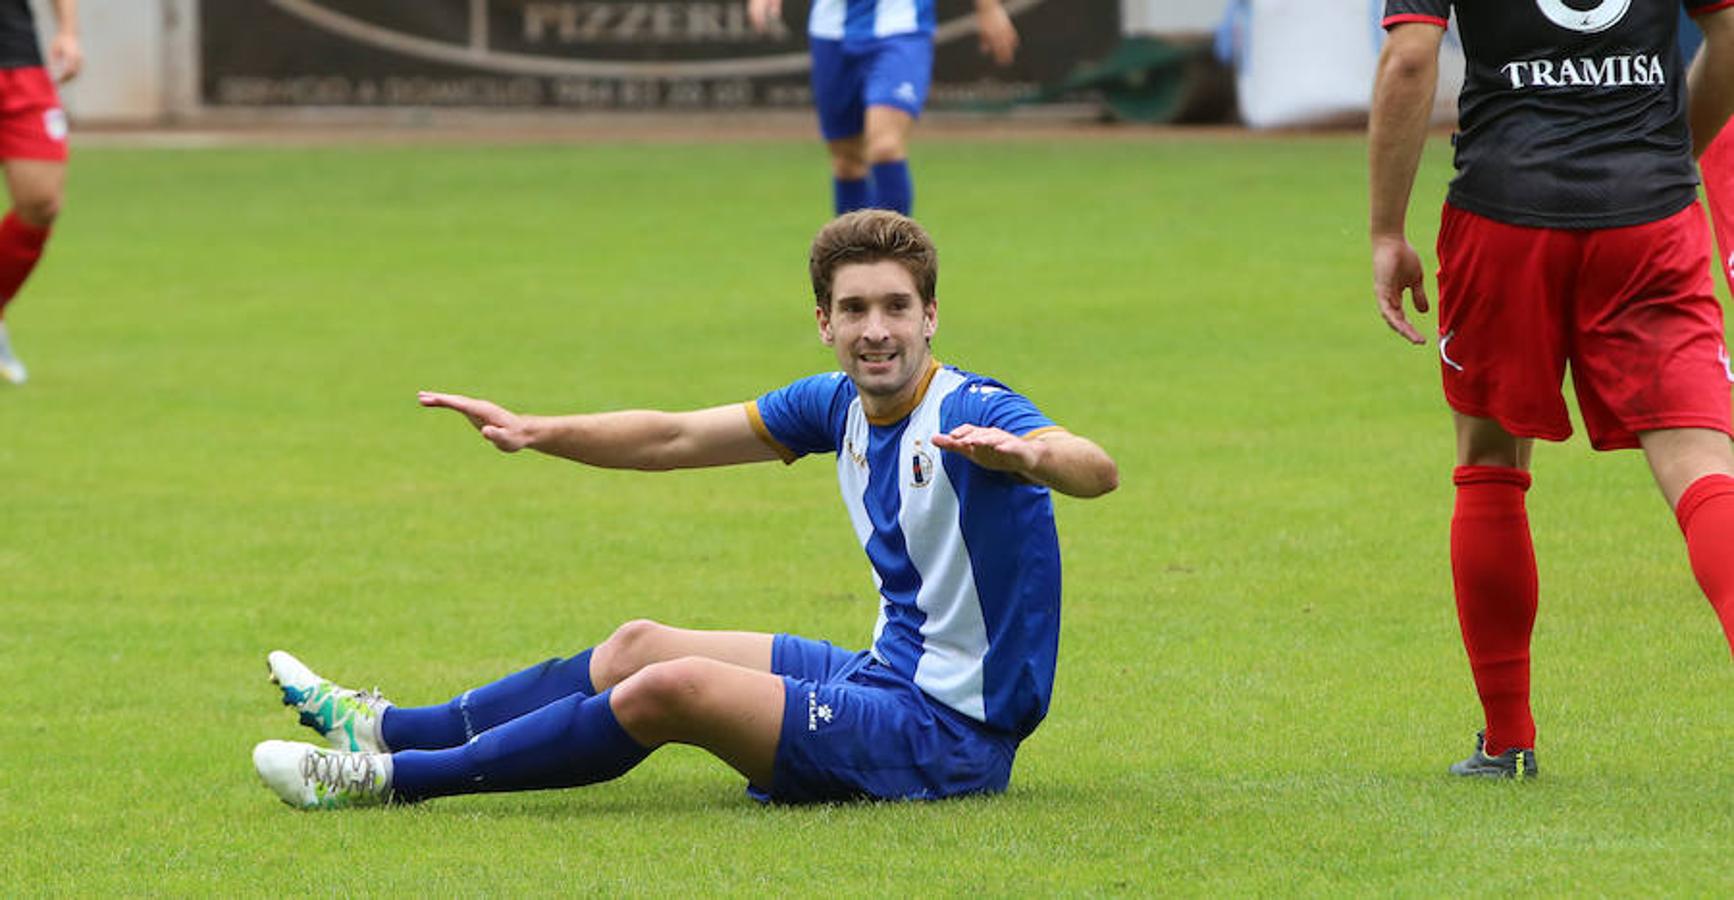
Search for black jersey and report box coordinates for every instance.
[1384,0,1733,229]
[0,0,39,70]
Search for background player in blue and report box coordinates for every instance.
[747,0,1019,216]
[250,210,1118,809]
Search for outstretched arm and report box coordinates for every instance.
[418,391,782,470]
[931,425,1118,498]
[1690,8,1734,158]
[1368,22,1444,345]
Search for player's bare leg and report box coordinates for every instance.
[827,134,872,213]
[1447,413,1540,778]
[0,158,64,384]
[590,619,774,689]
[1640,427,1734,655]
[863,105,916,214]
[827,134,868,181]
[4,158,64,228]
[609,657,786,786]
[1638,427,1734,509]
[1455,412,1533,469]
[863,105,914,168]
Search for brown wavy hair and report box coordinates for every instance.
[808,210,938,310]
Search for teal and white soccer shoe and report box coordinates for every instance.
[253,740,392,810]
[267,650,391,753]
[0,322,27,385]
[1448,730,1538,780]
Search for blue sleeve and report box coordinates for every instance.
[749,372,852,462]
[941,378,1057,438]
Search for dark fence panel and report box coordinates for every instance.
[203,0,1117,111]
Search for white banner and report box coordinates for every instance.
[1224,0,1463,129]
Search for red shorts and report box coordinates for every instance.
[1705,126,1734,293]
[0,66,65,162]
[1435,202,1733,450]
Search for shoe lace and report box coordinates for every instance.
[302,749,382,798]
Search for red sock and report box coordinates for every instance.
[1676,474,1734,655]
[0,211,49,318]
[1451,465,1538,755]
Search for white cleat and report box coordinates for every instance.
[267,650,392,753]
[0,322,26,385]
[252,740,392,810]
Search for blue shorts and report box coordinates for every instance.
[750,634,1017,804]
[809,34,934,141]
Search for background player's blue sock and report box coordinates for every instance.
[870,160,912,215]
[390,688,650,801]
[381,649,597,751]
[833,176,874,214]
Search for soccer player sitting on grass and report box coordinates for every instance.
[251,210,1118,809]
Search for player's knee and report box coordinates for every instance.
[12,192,59,227]
[863,135,906,165]
[610,658,709,729]
[829,154,869,180]
[593,618,669,686]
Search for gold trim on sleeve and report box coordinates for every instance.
[744,401,800,465]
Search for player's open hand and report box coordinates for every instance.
[975,3,1019,66]
[747,0,782,32]
[932,424,1041,475]
[1371,234,1430,345]
[418,391,535,452]
[49,31,81,84]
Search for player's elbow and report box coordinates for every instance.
[1378,46,1434,84]
[1057,457,1118,499]
[1085,460,1120,498]
[1098,461,1120,496]
[1376,29,1439,84]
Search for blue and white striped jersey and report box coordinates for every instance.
[807,0,937,43]
[748,361,1064,739]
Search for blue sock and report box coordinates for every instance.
[870,160,912,215]
[390,688,650,801]
[833,176,874,214]
[381,649,596,751]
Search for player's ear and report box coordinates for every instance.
[923,297,937,340]
[816,304,834,345]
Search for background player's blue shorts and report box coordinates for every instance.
[749,633,1017,804]
[809,34,934,141]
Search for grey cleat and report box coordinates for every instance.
[1449,730,1538,780]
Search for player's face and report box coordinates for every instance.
[817,260,937,411]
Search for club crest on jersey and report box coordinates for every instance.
[1535,0,1630,34]
[909,440,935,489]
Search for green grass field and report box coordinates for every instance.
[4,133,1734,894]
